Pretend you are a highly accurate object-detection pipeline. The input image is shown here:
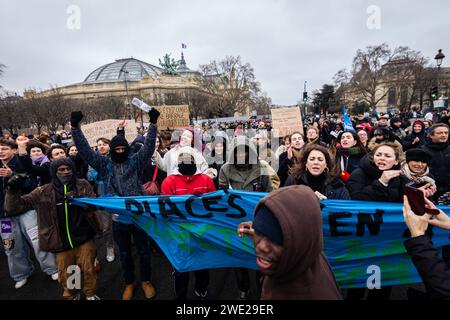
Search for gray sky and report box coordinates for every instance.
[1,0,449,105]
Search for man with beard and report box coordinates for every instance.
[70,108,160,300]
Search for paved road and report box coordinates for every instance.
[0,238,262,300]
[1,237,427,300]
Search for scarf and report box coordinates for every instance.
[305,172,327,193]
[402,164,436,186]
[32,154,50,166]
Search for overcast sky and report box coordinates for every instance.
[1,0,449,105]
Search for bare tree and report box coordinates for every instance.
[196,56,262,116]
[0,94,27,134]
[335,44,424,111]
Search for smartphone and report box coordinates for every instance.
[405,185,440,216]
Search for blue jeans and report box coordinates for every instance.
[112,221,152,285]
[0,210,58,282]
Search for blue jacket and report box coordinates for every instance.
[71,124,157,196]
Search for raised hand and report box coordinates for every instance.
[70,111,84,128]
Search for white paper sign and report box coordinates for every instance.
[131,97,152,112]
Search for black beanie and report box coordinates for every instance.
[391,117,401,124]
[110,135,130,151]
[406,148,432,164]
[253,205,283,246]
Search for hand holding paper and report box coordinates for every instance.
[131,97,152,113]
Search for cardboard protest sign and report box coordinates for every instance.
[157,105,190,129]
[81,119,138,147]
[270,106,303,137]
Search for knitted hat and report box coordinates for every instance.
[109,135,129,150]
[253,205,283,246]
[406,148,432,164]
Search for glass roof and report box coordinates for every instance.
[84,58,164,83]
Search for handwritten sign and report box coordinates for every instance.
[81,119,138,147]
[271,106,303,137]
[157,105,190,129]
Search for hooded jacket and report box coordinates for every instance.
[154,142,217,179]
[161,146,216,196]
[71,124,157,196]
[5,158,97,253]
[254,185,343,300]
[347,153,408,202]
[219,136,280,191]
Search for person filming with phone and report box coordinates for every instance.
[403,195,450,300]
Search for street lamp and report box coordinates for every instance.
[435,49,445,69]
[433,49,446,110]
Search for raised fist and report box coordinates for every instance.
[70,111,84,128]
[148,108,160,125]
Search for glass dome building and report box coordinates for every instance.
[83,58,164,83]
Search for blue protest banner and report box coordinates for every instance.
[72,191,450,288]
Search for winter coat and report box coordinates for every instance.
[71,124,157,196]
[219,137,280,192]
[284,173,351,200]
[255,185,343,300]
[404,235,450,300]
[421,141,450,200]
[154,143,217,179]
[335,146,365,175]
[403,127,427,151]
[5,178,97,253]
[17,154,52,186]
[277,151,297,187]
[347,154,408,202]
[1,156,38,218]
[161,174,216,196]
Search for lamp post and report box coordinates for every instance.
[434,49,446,109]
[435,49,445,70]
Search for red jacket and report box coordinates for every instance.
[161,174,216,196]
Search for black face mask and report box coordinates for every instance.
[178,163,197,175]
[235,163,252,171]
[111,150,128,163]
[56,174,73,185]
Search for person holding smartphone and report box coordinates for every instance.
[403,196,450,299]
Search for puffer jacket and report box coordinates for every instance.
[347,154,408,202]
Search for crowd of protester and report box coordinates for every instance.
[1,107,450,300]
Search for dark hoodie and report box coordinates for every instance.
[254,185,343,300]
[347,153,408,202]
